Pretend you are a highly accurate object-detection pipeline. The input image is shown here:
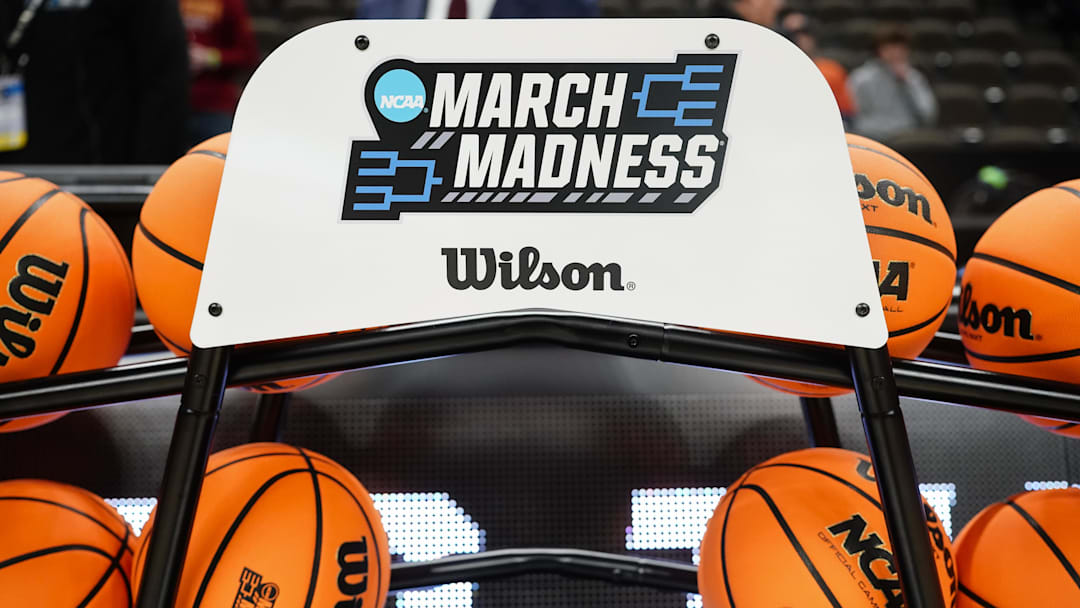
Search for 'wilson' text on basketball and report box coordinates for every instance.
[0,254,69,366]
[959,283,1034,340]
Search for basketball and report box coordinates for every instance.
[752,134,957,397]
[955,488,1080,606]
[959,179,1080,437]
[132,135,335,393]
[133,442,390,608]
[0,172,136,432]
[698,448,957,607]
[0,479,134,606]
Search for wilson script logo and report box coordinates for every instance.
[442,247,628,291]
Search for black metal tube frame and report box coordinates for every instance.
[799,397,842,448]
[4,312,1079,607]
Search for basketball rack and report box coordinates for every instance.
[5,17,1080,608]
[3,316,1080,607]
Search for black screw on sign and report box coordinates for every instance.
[705,33,720,49]
[355,35,370,51]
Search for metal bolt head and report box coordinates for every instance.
[872,376,886,390]
[855,303,871,317]
[208,303,223,317]
[705,33,719,49]
[627,334,640,348]
[355,35,370,51]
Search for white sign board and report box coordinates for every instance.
[192,19,887,349]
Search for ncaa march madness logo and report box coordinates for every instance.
[342,54,737,220]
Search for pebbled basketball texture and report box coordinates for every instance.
[955,488,1080,607]
[0,479,135,606]
[959,179,1080,437]
[133,442,390,608]
[752,134,957,397]
[132,134,336,393]
[698,448,957,607]
[0,172,135,432]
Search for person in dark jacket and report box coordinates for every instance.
[0,0,190,164]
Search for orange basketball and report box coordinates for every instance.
[955,488,1080,606]
[132,135,335,393]
[959,180,1080,437]
[752,134,957,397]
[0,479,135,606]
[0,172,135,432]
[698,448,957,607]
[133,442,390,608]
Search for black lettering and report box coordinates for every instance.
[877,179,905,208]
[828,514,902,608]
[587,262,624,291]
[856,459,875,483]
[8,254,68,315]
[499,250,518,289]
[335,539,370,605]
[855,173,876,200]
[561,262,588,291]
[443,248,497,290]
[875,260,909,301]
[959,283,1035,340]
[0,306,37,365]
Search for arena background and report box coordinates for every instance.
[3,0,1080,606]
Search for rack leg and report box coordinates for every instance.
[799,397,841,448]
[848,346,944,608]
[135,346,232,608]
[250,392,292,442]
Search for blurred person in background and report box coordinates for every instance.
[0,0,189,164]
[783,12,856,126]
[357,0,598,19]
[181,0,258,144]
[849,26,937,141]
[711,0,784,28]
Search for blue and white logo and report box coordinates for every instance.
[373,69,426,123]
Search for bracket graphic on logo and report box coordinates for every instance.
[342,54,736,220]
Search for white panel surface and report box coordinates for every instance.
[192,19,886,348]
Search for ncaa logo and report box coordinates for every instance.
[373,69,425,123]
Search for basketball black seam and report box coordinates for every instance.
[136,221,204,271]
[0,187,60,254]
[309,470,386,605]
[0,174,30,184]
[1006,499,1080,590]
[0,496,131,549]
[958,583,999,608]
[0,419,11,428]
[753,463,884,511]
[192,468,312,608]
[1055,185,1080,199]
[719,475,744,607]
[204,450,336,477]
[0,544,114,571]
[78,523,131,608]
[298,447,323,608]
[49,208,90,375]
[889,303,949,339]
[964,346,1080,364]
[189,149,226,160]
[847,143,925,179]
[154,328,191,355]
[739,484,843,608]
[1052,422,1080,431]
[865,225,957,263]
[970,252,1080,296]
[73,485,130,531]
